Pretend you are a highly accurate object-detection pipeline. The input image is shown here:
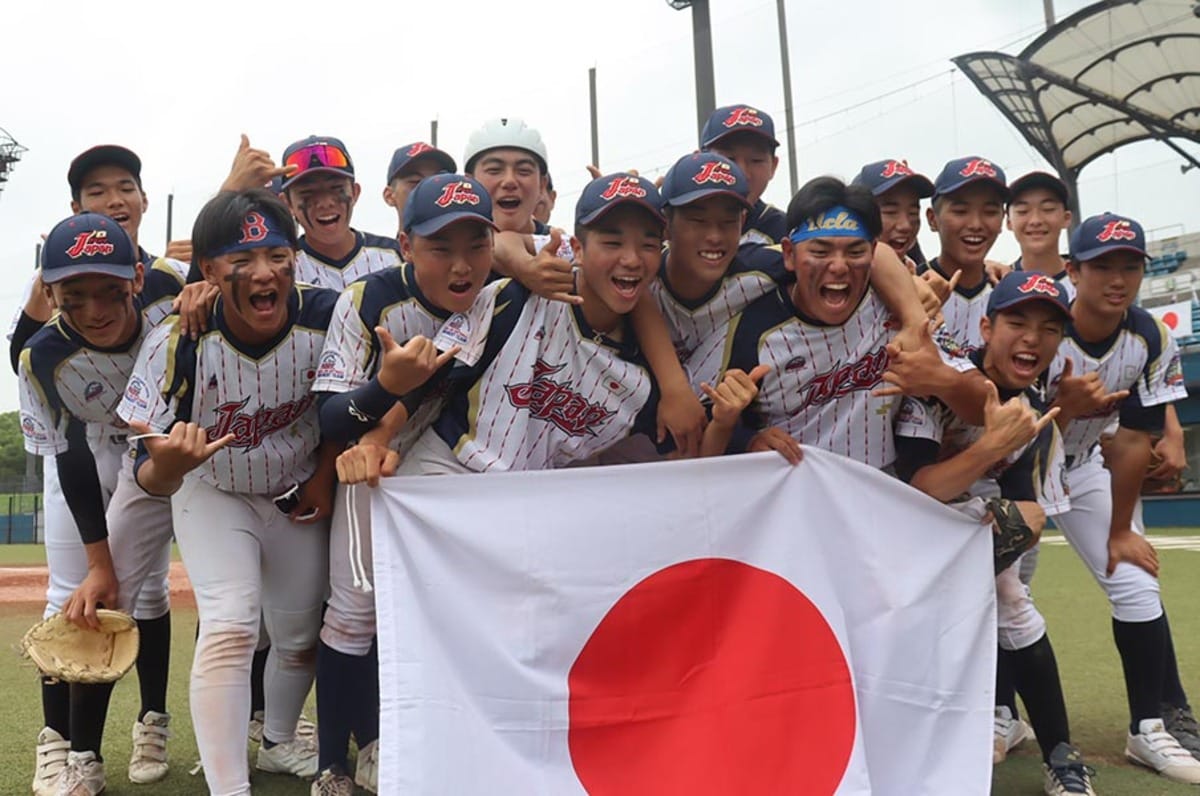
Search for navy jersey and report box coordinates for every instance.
[119,285,339,495]
[741,199,788,247]
[432,280,661,471]
[294,230,402,290]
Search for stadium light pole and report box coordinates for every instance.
[1043,0,1056,27]
[775,0,799,195]
[666,0,716,137]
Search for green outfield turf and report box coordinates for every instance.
[1,531,1198,793]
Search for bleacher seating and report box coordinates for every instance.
[1148,250,1187,275]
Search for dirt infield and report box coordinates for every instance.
[0,561,195,614]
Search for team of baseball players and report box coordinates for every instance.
[12,104,1197,796]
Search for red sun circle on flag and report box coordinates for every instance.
[568,558,856,795]
[1162,311,1179,330]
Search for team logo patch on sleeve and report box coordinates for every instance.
[316,351,347,382]
[505,359,616,437]
[20,414,51,445]
[124,375,150,411]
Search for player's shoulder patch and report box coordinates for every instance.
[360,231,402,253]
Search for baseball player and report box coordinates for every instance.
[18,212,185,795]
[279,135,403,289]
[118,189,340,794]
[851,159,935,270]
[463,117,553,237]
[698,104,787,246]
[1008,171,1072,284]
[654,152,958,418]
[1043,212,1200,783]
[894,273,1097,795]
[14,144,189,796]
[709,175,983,467]
[394,172,760,476]
[917,156,1009,359]
[382,142,457,237]
[308,173,501,795]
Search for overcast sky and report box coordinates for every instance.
[1,0,1197,411]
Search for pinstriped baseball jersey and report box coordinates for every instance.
[719,287,897,469]
[17,275,185,456]
[920,259,991,357]
[433,280,660,471]
[1045,306,1186,457]
[651,244,789,391]
[294,231,402,290]
[117,285,339,495]
[313,263,506,453]
[895,357,1069,515]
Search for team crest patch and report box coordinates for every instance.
[599,176,647,201]
[723,107,764,129]
[317,351,347,382]
[958,159,997,178]
[20,413,51,445]
[505,359,615,437]
[207,375,219,390]
[798,348,889,411]
[124,375,150,411]
[896,400,922,426]
[692,161,737,186]
[84,382,104,402]
[1097,220,1136,242]
[880,160,913,178]
[434,181,481,208]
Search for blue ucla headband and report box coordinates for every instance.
[212,211,292,257]
[788,206,872,244]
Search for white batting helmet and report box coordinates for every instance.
[463,117,548,174]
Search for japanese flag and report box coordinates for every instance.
[372,450,995,795]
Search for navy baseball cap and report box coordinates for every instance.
[932,156,1008,201]
[660,153,752,210]
[281,136,355,190]
[576,173,665,228]
[68,145,142,196]
[1069,212,1148,261]
[42,213,137,284]
[852,159,934,198]
[700,105,780,149]
[403,173,498,237]
[987,272,1071,321]
[1007,171,1069,207]
[386,142,457,184]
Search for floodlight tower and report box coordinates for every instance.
[0,128,27,199]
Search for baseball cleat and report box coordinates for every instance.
[1125,718,1200,784]
[1163,703,1200,761]
[311,767,355,796]
[55,750,105,796]
[256,735,319,779]
[248,709,265,744]
[994,705,1032,763]
[33,726,70,796]
[128,710,170,784]
[355,739,379,793]
[1042,742,1096,795]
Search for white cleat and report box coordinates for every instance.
[256,734,319,779]
[32,727,70,796]
[355,739,379,793]
[55,750,105,796]
[994,705,1032,764]
[1126,718,1200,784]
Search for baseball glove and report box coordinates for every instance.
[988,497,1038,575]
[20,609,139,684]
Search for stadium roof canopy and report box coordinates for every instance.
[954,0,1200,184]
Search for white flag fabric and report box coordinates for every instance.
[1147,300,1194,339]
[372,450,996,795]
